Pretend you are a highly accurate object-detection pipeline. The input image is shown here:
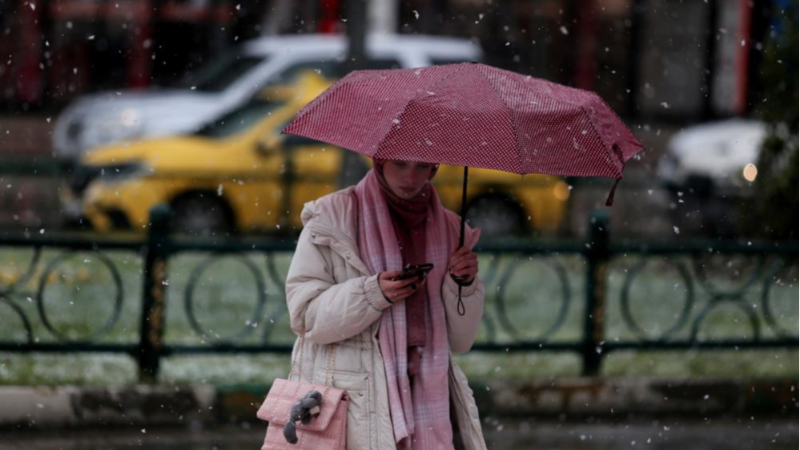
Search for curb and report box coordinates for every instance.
[0,378,796,431]
[480,377,798,418]
[0,385,216,430]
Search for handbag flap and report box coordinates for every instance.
[257,378,348,432]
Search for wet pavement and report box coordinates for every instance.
[0,418,796,450]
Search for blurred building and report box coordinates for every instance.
[0,0,261,109]
[0,0,777,122]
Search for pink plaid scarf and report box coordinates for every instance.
[355,169,455,450]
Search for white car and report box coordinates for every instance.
[53,34,482,160]
[657,119,767,197]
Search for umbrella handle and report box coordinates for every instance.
[457,166,469,316]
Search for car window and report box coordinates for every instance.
[194,100,279,138]
[274,58,402,84]
[273,60,346,84]
[176,52,265,93]
[364,59,403,70]
[430,58,475,66]
[282,133,320,148]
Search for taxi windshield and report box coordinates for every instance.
[194,100,280,139]
[175,51,264,93]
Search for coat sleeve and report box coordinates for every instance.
[285,226,393,345]
[442,273,485,353]
[441,215,485,353]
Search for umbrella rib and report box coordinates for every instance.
[286,69,391,134]
[579,104,624,178]
[372,64,475,161]
[475,68,526,175]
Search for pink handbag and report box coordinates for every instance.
[257,336,348,450]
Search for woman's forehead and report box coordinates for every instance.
[386,159,435,166]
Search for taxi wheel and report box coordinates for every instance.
[172,194,234,237]
[465,194,525,238]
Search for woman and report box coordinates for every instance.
[284,158,486,450]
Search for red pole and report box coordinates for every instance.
[16,0,43,103]
[126,0,153,88]
[574,0,597,90]
[318,0,341,34]
[735,0,752,115]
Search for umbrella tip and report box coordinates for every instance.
[605,178,622,207]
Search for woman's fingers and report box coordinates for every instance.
[392,276,420,289]
[387,286,416,301]
[451,259,478,273]
[449,247,475,267]
[449,253,478,273]
[451,265,478,278]
[380,270,403,280]
[379,270,427,303]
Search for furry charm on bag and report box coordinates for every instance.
[257,337,348,449]
[283,390,323,443]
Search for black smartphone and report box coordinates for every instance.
[392,263,434,281]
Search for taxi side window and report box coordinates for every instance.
[282,134,320,148]
[278,58,402,84]
[277,60,343,82]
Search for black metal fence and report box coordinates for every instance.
[0,206,797,382]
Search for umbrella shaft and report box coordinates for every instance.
[459,166,469,248]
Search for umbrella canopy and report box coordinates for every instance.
[283,61,644,205]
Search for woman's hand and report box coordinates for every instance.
[378,271,425,303]
[448,246,479,285]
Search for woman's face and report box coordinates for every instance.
[381,160,436,200]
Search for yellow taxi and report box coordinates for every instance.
[67,71,569,237]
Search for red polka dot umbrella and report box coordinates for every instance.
[283,62,644,238]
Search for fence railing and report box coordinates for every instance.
[1,206,797,382]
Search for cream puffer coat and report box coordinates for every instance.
[284,186,488,450]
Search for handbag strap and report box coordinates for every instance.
[324,340,337,386]
[288,333,305,382]
[288,333,337,387]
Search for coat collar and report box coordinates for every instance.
[301,187,372,276]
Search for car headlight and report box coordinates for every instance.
[742,163,758,183]
[83,109,145,149]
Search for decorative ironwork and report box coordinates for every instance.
[620,258,695,340]
[0,206,796,382]
[184,254,267,344]
[0,246,41,344]
[762,258,799,339]
[490,255,572,342]
[260,252,290,342]
[36,250,125,342]
[612,253,798,345]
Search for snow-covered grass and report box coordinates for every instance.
[0,248,796,385]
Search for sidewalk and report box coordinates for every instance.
[1,377,796,431]
[1,417,797,450]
